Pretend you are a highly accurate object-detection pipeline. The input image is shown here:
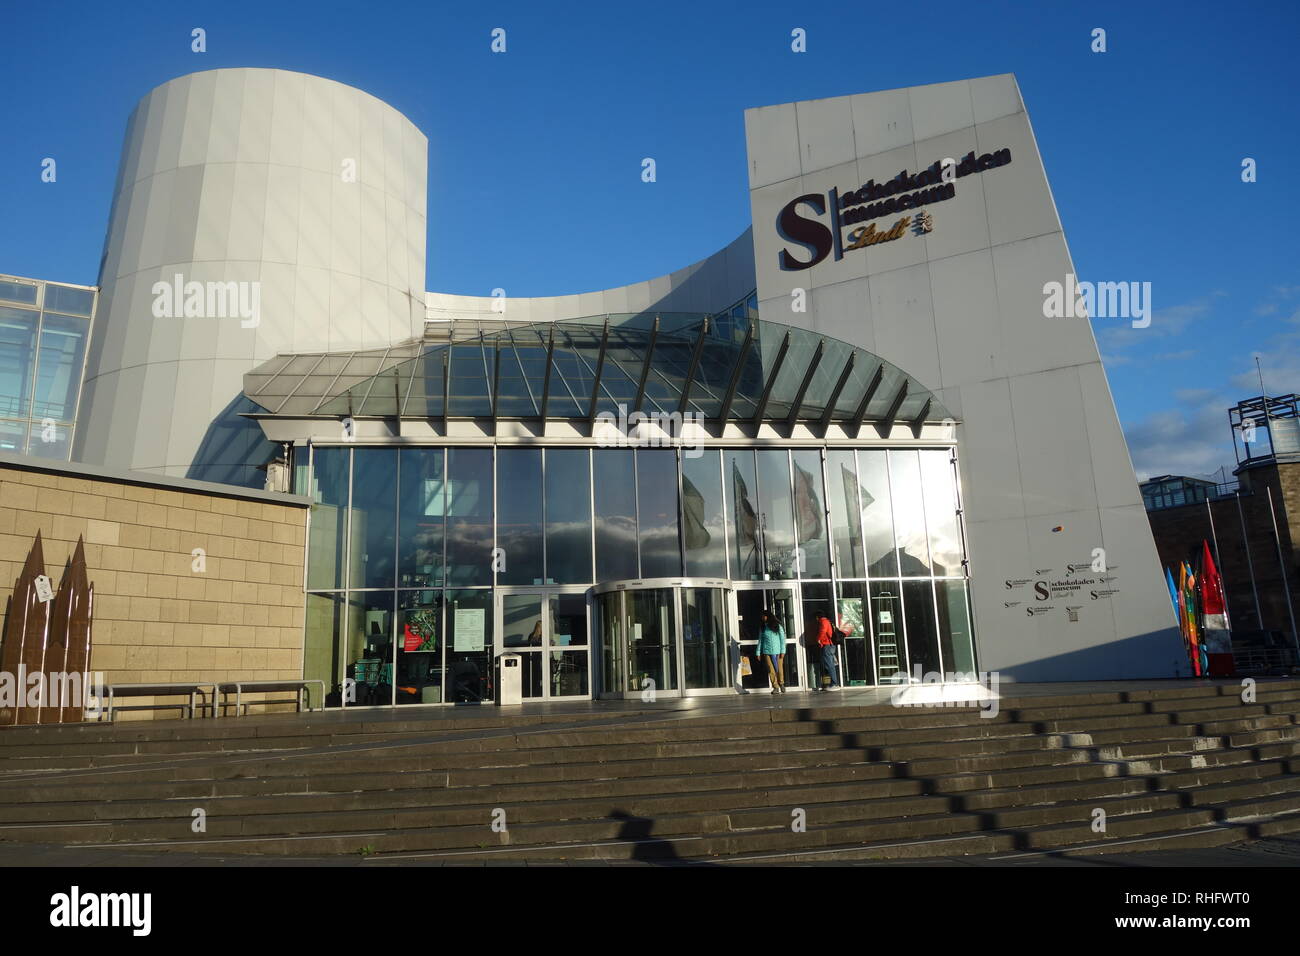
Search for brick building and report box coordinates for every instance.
[0,451,310,713]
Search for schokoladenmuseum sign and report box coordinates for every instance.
[776,147,1012,270]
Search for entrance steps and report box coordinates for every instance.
[0,680,1298,862]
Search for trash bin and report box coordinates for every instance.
[497,653,522,706]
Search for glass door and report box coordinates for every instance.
[496,589,591,701]
[680,587,731,691]
[499,593,545,699]
[626,588,677,695]
[547,592,590,698]
[734,586,801,692]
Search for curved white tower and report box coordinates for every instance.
[75,68,428,485]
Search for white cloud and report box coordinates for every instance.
[1125,400,1236,483]
[1097,293,1222,354]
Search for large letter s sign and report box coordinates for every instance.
[777,194,833,271]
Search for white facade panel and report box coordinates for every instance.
[746,74,1184,679]
[76,68,429,484]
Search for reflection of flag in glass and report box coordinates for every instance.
[682,475,710,549]
[839,464,863,574]
[731,460,757,566]
[793,461,823,539]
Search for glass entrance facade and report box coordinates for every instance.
[304,444,976,705]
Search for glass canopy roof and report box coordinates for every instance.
[242,313,950,429]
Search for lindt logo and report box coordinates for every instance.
[775,147,1012,271]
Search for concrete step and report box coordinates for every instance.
[922,761,1119,794]
[0,771,935,826]
[6,680,1300,862]
[1091,736,1223,760]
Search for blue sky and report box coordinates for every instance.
[2,0,1297,480]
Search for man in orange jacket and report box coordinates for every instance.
[810,612,841,691]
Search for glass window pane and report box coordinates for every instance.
[26,420,70,459]
[545,449,592,584]
[836,581,874,686]
[681,450,726,577]
[724,449,759,580]
[0,280,38,306]
[398,448,444,588]
[446,589,492,702]
[497,448,543,585]
[447,344,492,417]
[598,592,625,694]
[869,581,904,682]
[307,447,349,590]
[936,579,976,675]
[681,587,730,689]
[858,451,897,576]
[43,285,94,316]
[889,450,931,575]
[902,579,942,678]
[593,449,638,581]
[0,306,38,419]
[636,449,680,577]
[305,593,344,705]
[32,314,87,422]
[397,590,444,704]
[920,449,963,576]
[550,649,589,697]
[0,419,27,453]
[349,449,397,589]
[791,449,830,577]
[345,591,394,706]
[446,448,493,586]
[827,450,865,577]
[755,449,796,579]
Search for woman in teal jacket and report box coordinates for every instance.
[758,611,786,694]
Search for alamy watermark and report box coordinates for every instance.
[1042,274,1151,329]
[889,665,1001,717]
[151,274,260,328]
[594,403,704,457]
[0,668,106,718]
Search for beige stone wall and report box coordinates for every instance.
[0,462,308,718]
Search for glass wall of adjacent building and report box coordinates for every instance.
[302,443,975,705]
[0,275,95,460]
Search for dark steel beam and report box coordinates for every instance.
[586,319,611,423]
[538,326,555,420]
[785,339,825,430]
[874,380,909,439]
[490,337,502,422]
[676,318,710,416]
[850,363,885,433]
[818,351,857,434]
[751,331,792,426]
[632,316,660,414]
[910,397,932,437]
[441,348,450,426]
[717,320,755,425]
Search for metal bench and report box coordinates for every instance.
[103,682,217,721]
[216,680,325,716]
